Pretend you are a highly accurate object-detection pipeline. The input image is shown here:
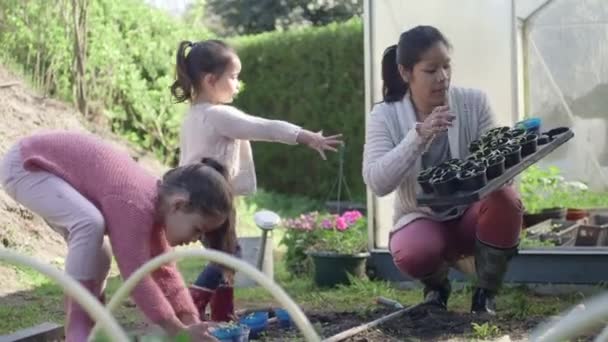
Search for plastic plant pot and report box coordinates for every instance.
[537,134,551,145]
[417,168,436,194]
[274,308,292,328]
[500,145,522,168]
[546,127,569,139]
[211,323,250,342]
[485,154,505,180]
[239,311,269,339]
[458,164,488,192]
[508,128,526,139]
[430,170,460,196]
[520,133,539,157]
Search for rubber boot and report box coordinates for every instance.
[189,285,214,320]
[419,262,451,310]
[471,239,518,315]
[65,279,98,342]
[210,286,235,322]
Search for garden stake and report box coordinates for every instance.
[321,300,428,342]
[375,296,404,309]
[254,210,280,271]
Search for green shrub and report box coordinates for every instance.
[231,18,365,200]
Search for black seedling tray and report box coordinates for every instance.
[416,129,574,206]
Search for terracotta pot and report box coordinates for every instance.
[566,208,589,221]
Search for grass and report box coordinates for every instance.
[0,249,601,338]
[0,189,602,339]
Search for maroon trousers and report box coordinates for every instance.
[389,187,523,278]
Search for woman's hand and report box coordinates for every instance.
[297,130,344,160]
[416,106,456,140]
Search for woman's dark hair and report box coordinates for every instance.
[158,157,237,258]
[382,25,451,103]
[170,39,235,103]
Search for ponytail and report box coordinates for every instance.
[169,39,236,104]
[381,45,408,103]
[201,204,237,284]
[170,41,194,103]
[200,157,229,180]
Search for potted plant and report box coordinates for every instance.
[499,144,522,168]
[518,133,539,157]
[299,210,369,287]
[417,167,437,194]
[458,161,487,191]
[485,153,505,180]
[486,126,511,137]
[489,137,510,150]
[280,212,323,276]
[430,170,460,195]
[519,165,570,227]
[508,127,527,139]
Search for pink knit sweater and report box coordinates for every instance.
[19,131,198,324]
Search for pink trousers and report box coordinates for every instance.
[389,187,523,278]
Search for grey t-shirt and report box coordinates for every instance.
[422,132,451,169]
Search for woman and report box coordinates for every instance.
[362,26,523,315]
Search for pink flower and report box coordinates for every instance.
[322,218,333,229]
[341,210,363,225]
[336,217,348,231]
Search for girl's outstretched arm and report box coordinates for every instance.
[207,105,343,159]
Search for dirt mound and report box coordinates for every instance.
[0,65,167,295]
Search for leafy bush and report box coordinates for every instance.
[231,18,365,200]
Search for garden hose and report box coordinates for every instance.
[0,248,129,342]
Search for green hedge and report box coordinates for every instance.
[231,18,365,200]
[0,1,365,200]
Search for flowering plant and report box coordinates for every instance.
[309,210,367,255]
[280,210,368,274]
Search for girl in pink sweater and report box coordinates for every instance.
[0,131,236,342]
[170,39,343,321]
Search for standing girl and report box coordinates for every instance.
[0,131,235,341]
[170,39,343,321]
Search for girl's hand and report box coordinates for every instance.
[178,311,199,325]
[185,322,219,341]
[416,106,456,140]
[297,130,344,160]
